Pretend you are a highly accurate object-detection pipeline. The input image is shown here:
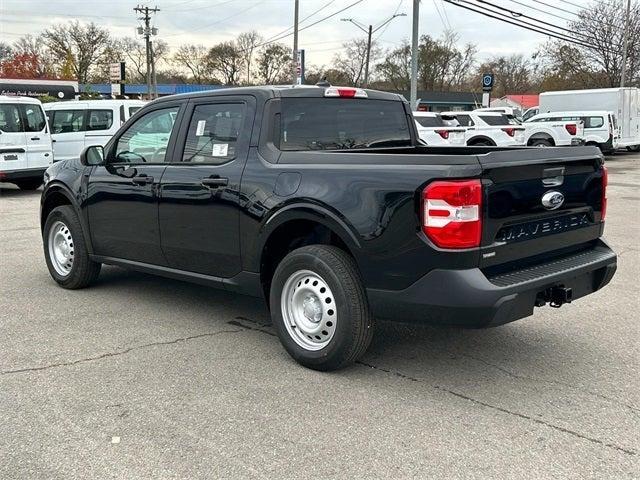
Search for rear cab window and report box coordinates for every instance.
[279,98,412,151]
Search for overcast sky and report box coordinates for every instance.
[0,0,595,68]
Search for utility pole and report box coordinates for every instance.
[621,0,631,87]
[410,0,419,109]
[341,13,406,87]
[134,5,160,99]
[292,0,300,84]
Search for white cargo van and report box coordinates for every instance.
[43,100,145,162]
[538,88,640,150]
[0,96,53,190]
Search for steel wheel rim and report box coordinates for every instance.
[48,221,74,276]
[281,269,337,351]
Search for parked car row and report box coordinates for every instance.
[0,97,145,189]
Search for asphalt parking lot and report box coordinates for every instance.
[1,152,638,479]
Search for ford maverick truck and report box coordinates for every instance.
[40,85,616,370]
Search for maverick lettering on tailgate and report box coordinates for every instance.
[496,213,591,243]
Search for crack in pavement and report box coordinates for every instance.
[0,329,242,376]
[460,353,640,415]
[357,361,637,457]
[227,318,276,336]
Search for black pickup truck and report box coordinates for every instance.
[41,85,616,370]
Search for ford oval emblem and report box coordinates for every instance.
[542,191,565,210]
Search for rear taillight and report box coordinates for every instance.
[435,129,449,140]
[565,124,577,135]
[501,127,515,137]
[601,165,608,221]
[422,179,482,249]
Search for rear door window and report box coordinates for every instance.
[21,105,46,132]
[0,104,23,132]
[52,110,85,134]
[415,116,445,128]
[86,109,114,131]
[182,103,246,164]
[280,98,411,151]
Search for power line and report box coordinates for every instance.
[439,0,453,30]
[432,0,450,30]
[473,0,621,49]
[443,0,615,53]
[531,0,582,17]
[261,0,337,45]
[164,1,265,37]
[507,0,623,30]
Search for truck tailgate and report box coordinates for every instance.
[477,146,606,268]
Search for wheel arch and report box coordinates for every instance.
[467,135,496,146]
[41,183,94,254]
[255,203,362,300]
[527,133,555,146]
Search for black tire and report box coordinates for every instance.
[627,145,640,152]
[529,138,553,147]
[43,205,101,289]
[269,245,374,371]
[468,139,493,147]
[15,179,42,190]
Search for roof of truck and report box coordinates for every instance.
[151,85,406,104]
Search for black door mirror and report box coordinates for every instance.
[80,145,105,166]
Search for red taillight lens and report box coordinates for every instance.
[501,127,515,137]
[601,165,608,221]
[565,124,577,135]
[435,129,449,140]
[422,179,482,249]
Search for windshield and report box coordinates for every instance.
[280,98,412,151]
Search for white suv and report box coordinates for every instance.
[413,112,465,146]
[0,96,53,190]
[440,111,526,146]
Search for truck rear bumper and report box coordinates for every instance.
[367,240,617,328]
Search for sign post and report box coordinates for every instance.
[109,62,126,97]
[481,73,494,108]
[296,49,305,85]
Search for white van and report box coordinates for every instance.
[43,100,145,162]
[527,111,616,152]
[0,96,53,190]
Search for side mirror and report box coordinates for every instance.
[80,145,105,166]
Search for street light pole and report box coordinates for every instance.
[292,0,299,84]
[410,0,419,109]
[621,0,631,87]
[341,13,406,88]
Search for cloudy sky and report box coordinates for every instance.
[0,0,593,67]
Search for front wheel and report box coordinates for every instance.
[270,245,374,371]
[43,205,101,289]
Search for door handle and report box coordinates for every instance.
[31,137,40,140]
[132,175,154,185]
[201,176,229,188]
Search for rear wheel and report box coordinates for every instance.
[269,245,374,371]
[43,206,101,289]
[15,179,43,190]
[468,139,493,147]
[530,138,553,147]
[626,145,640,152]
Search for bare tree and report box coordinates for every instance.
[540,0,640,88]
[333,38,381,87]
[208,42,242,85]
[42,21,111,84]
[0,42,12,63]
[375,41,411,90]
[12,35,56,78]
[116,37,169,83]
[256,43,292,84]
[172,44,212,83]
[236,31,262,85]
